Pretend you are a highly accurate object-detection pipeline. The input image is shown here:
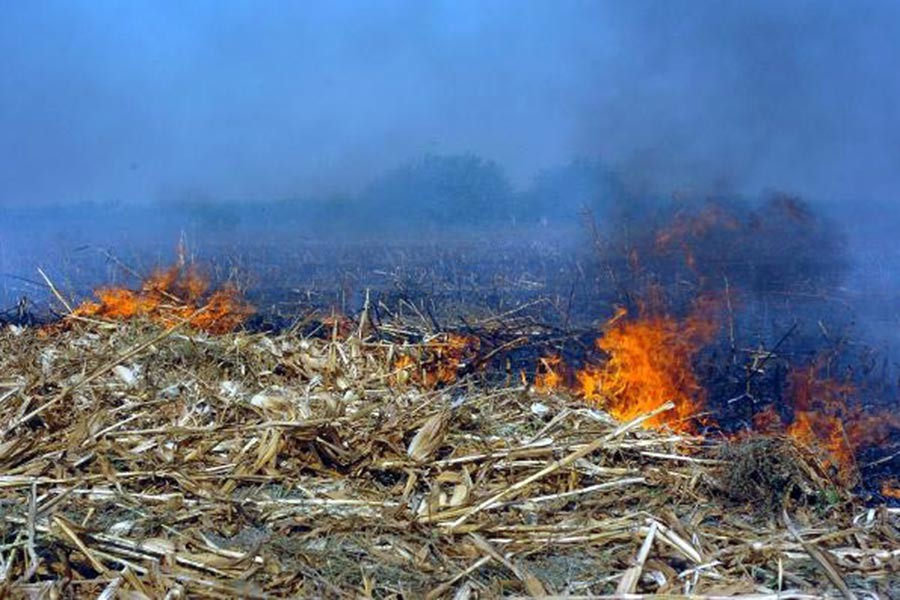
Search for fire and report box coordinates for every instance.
[654,203,740,274]
[787,411,854,482]
[783,366,856,481]
[881,481,900,500]
[655,203,740,249]
[779,364,900,484]
[534,354,565,392]
[529,300,718,432]
[391,354,417,386]
[584,303,717,431]
[70,264,253,334]
[392,333,480,388]
[575,364,603,402]
[750,405,781,433]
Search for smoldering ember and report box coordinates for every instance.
[2,3,900,599]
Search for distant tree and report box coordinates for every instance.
[360,153,515,228]
[519,159,628,225]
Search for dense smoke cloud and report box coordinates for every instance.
[1,1,899,207]
[573,1,900,203]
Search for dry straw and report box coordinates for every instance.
[0,317,897,598]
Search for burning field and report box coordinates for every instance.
[7,1,900,596]
[1,197,900,598]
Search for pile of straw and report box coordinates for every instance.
[0,319,897,598]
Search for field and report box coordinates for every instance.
[1,314,898,598]
[2,205,900,597]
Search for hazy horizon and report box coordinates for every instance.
[2,1,900,208]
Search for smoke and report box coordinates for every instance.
[2,1,900,349]
[572,1,900,204]
[1,1,899,208]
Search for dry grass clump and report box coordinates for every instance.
[714,436,836,509]
[0,317,897,598]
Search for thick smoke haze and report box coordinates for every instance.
[2,0,900,206]
[5,1,900,521]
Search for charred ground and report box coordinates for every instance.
[4,192,898,500]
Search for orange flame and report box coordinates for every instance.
[654,203,740,274]
[534,354,565,393]
[881,481,900,500]
[780,364,900,484]
[751,405,783,434]
[584,302,717,431]
[70,264,253,334]
[784,366,856,481]
[787,411,854,481]
[391,354,418,387]
[529,300,718,432]
[575,364,604,402]
[392,333,480,389]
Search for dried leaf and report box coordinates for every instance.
[407,411,449,463]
